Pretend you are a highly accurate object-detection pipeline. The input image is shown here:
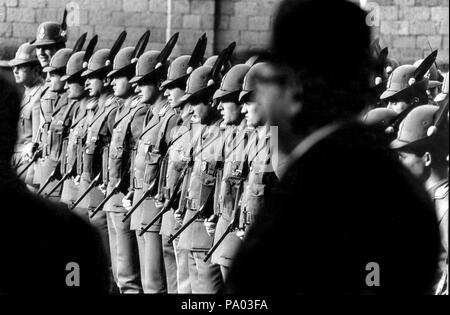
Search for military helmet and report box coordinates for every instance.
[239,62,268,102]
[434,72,448,103]
[380,65,428,101]
[9,42,39,67]
[61,51,86,81]
[106,47,135,78]
[129,50,165,84]
[33,21,67,47]
[414,59,443,89]
[178,65,220,105]
[160,55,191,89]
[213,64,250,101]
[391,105,439,151]
[204,55,217,67]
[42,48,73,73]
[81,49,110,78]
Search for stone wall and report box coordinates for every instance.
[0,0,448,66]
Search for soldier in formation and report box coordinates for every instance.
[6,1,448,294]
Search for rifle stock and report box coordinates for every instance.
[69,173,101,210]
[139,163,190,235]
[89,179,122,218]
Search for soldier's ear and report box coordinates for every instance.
[104,77,111,87]
[411,97,420,106]
[423,152,432,167]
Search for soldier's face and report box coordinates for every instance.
[36,45,58,68]
[85,77,104,97]
[12,64,37,86]
[254,64,301,131]
[218,101,242,125]
[66,81,85,100]
[387,100,409,114]
[242,101,265,127]
[397,151,430,181]
[135,83,158,104]
[165,87,185,108]
[191,102,209,124]
[49,72,65,92]
[111,76,132,98]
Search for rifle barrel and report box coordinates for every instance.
[69,174,101,210]
[168,211,200,244]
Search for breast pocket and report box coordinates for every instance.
[246,183,266,224]
[144,151,161,185]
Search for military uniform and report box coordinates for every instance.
[178,120,224,293]
[129,97,177,293]
[211,120,248,276]
[13,79,44,185]
[160,111,194,293]
[391,104,449,294]
[60,97,94,211]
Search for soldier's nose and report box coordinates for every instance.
[164,89,170,97]
[241,103,248,113]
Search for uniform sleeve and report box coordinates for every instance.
[31,94,42,142]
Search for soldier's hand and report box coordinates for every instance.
[22,142,35,161]
[122,191,134,211]
[174,209,184,225]
[73,175,81,186]
[99,183,107,194]
[154,197,164,209]
[236,229,245,240]
[204,219,216,236]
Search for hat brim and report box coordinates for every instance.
[160,74,189,90]
[239,90,253,102]
[392,135,440,152]
[61,69,85,82]
[179,84,219,106]
[107,63,135,78]
[428,80,442,89]
[81,66,110,78]
[380,79,428,101]
[132,65,168,84]
[434,93,448,103]
[31,38,66,47]
[8,59,39,67]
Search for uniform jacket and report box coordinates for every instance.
[130,98,178,231]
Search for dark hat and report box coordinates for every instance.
[42,48,73,73]
[129,50,165,84]
[239,62,268,102]
[213,64,250,101]
[380,65,429,101]
[32,21,67,47]
[160,55,191,89]
[61,51,86,81]
[178,65,219,105]
[391,105,439,151]
[106,46,135,78]
[9,42,39,67]
[81,48,110,78]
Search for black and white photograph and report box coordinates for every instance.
[0,0,448,305]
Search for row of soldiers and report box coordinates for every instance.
[7,12,448,294]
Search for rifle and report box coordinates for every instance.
[167,200,215,244]
[121,167,160,223]
[89,178,122,218]
[17,148,42,178]
[203,176,244,262]
[138,163,191,235]
[69,173,101,210]
[43,162,76,198]
[36,165,60,195]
